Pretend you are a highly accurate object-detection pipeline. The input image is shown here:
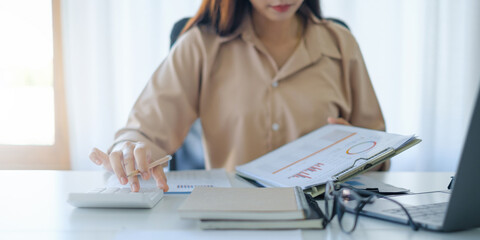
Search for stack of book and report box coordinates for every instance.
[178,187,325,230]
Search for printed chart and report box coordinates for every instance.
[288,163,324,179]
[236,124,413,189]
[346,141,377,155]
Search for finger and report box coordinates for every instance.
[102,157,113,172]
[109,150,128,185]
[133,142,150,180]
[151,166,169,192]
[337,118,351,125]
[327,117,351,126]
[123,142,140,192]
[89,148,108,165]
[327,117,336,124]
[89,148,112,171]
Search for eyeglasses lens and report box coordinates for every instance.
[337,189,361,233]
[324,182,335,221]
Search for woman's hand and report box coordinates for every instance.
[89,142,169,192]
[327,117,351,126]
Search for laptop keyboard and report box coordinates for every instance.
[382,202,448,223]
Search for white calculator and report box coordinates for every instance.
[67,187,164,208]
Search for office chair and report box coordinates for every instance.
[169,17,350,170]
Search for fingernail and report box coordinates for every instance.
[131,182,138,192]
[120,177,128,185]
[162,184,169,192]
[95,160,102,165]
[142,172,149,180]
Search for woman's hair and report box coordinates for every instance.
[181,0,322,36]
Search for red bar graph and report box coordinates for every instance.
[288,163,324,179]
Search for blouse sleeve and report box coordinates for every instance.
[347,39,385,131]
[111,27,205,159]
[329,23,385,131]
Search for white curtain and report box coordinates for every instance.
[322,0,480,171]
[62,0,202,170]
[62,0,480,171]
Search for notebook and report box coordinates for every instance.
[178,187,311,220]
[357,89,480,231]
[199,218,324,230]
[178,187,325,229]
[193,189,325,230]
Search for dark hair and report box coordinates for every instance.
[181,0,322,36]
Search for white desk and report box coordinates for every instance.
[1,171,479,240]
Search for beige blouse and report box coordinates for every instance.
[113,14,385,171]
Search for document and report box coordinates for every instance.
[107,168,231,193]
[236,124,420,196]
[165,169,231,193]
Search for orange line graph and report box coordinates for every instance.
[272,132,357,174]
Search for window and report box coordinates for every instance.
[0,0,69,169]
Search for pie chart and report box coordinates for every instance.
[346,141,376,155]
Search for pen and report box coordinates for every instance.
[127,155,172,178]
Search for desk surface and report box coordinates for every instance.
[1,170,479,240]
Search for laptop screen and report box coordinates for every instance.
[443,88,480,231]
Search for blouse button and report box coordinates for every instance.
[272,123,280,131]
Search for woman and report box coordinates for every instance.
[89,0,387,192]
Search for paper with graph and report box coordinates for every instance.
[236,124,420,190]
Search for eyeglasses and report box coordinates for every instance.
[323,181,420,233]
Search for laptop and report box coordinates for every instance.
[357,89,480,232]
